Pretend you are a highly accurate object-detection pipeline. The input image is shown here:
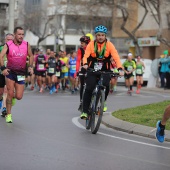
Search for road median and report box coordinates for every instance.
[102,100,170,142]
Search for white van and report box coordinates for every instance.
[117,59,152,84]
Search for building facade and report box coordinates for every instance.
[0,0,9,44]
[112,0,170,59]
[23,0,113,53]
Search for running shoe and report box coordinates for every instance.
[103,102,107,112]
[156,120,165,143]
[6,114,12,123]
[80,112,88,119]
[30,86,34,90]
[136,90,140,94]
[1,107,7,117]
[39,88,43,93]
[12,98,16,106]
[62,86,65,91]
[127,90,132,94]
[49,89,53,94]
[52,85,56,93]
[71,90,75,94]
[74,88,78,92]
[110,89,113,94]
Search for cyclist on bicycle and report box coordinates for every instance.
[75,36,91,111]
[80,25,123,119]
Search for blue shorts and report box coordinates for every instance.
[61,72,68,79]
[69,72,75,78]
[6,73,25,85]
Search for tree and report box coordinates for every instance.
[114,0,148,56]
[22,10,56,47]
[62,0,113,36]
[88,0,149,56]
[146,0,170,47]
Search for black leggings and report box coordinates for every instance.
[82,73,110,114]
[79,75,85,102]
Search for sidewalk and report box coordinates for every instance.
[142,87,170,93]
[102,113,170,142]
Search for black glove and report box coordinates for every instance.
[81,67,86,74]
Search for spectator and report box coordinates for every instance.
[160,50,170,89]
[158,55,164,87]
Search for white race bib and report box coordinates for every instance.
[56,72,60,77]
[17,75,25,81]
[136,69,142,74]
[49,68,54,73]
[4,61,7,67]
[62,66,66,71]
[71,65,76,71]
[127,66,133,71]
[38,64,44,70]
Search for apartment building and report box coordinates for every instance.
[0,0,24,44]
[23,0,113,52]
[112,0,170,59]
[0,0,9,44]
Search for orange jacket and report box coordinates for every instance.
[83,40,122,69]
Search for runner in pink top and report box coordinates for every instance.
[0,27,34,123]
[6,40,28,75]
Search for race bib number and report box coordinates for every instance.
[38,64,44,70]
[94,62,103,71]
[4,61,7,67]
[127,66,133,71]
[56,72,60,77]
[136,69,142,74]
[17,75,25,81]
[49,68,54,73]
[71,65,76,71]
[62,66,66,71]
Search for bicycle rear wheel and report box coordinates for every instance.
[91,90,105,134]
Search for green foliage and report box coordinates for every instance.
[112,100,170,130]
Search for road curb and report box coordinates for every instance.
[102,114,170,142]
[142,87,170,94]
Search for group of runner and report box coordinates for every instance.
[123,53,145,94]
[24,46,86,95]
[0,25,169,144]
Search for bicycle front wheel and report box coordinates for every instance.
[91,90,105,134]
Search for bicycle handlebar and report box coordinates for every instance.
[86,68,120,77]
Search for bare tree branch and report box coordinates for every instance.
[146,0,159,24]
[132,0,148,34]
[147,0,170,47]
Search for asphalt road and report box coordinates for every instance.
[0,87,170,170]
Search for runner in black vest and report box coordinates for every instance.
[47,50,56,94]
[75,36,90,111]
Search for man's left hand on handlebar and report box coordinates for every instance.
[83,65,88,70]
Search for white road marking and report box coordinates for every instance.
[72,117,170,150]
[150,128,156,133]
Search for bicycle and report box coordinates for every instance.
[85,68,119,134]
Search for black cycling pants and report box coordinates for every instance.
[79,75,85,102]
[82,72,110,114]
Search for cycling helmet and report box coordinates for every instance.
[94,25,107,34]
[80,36,90,44]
